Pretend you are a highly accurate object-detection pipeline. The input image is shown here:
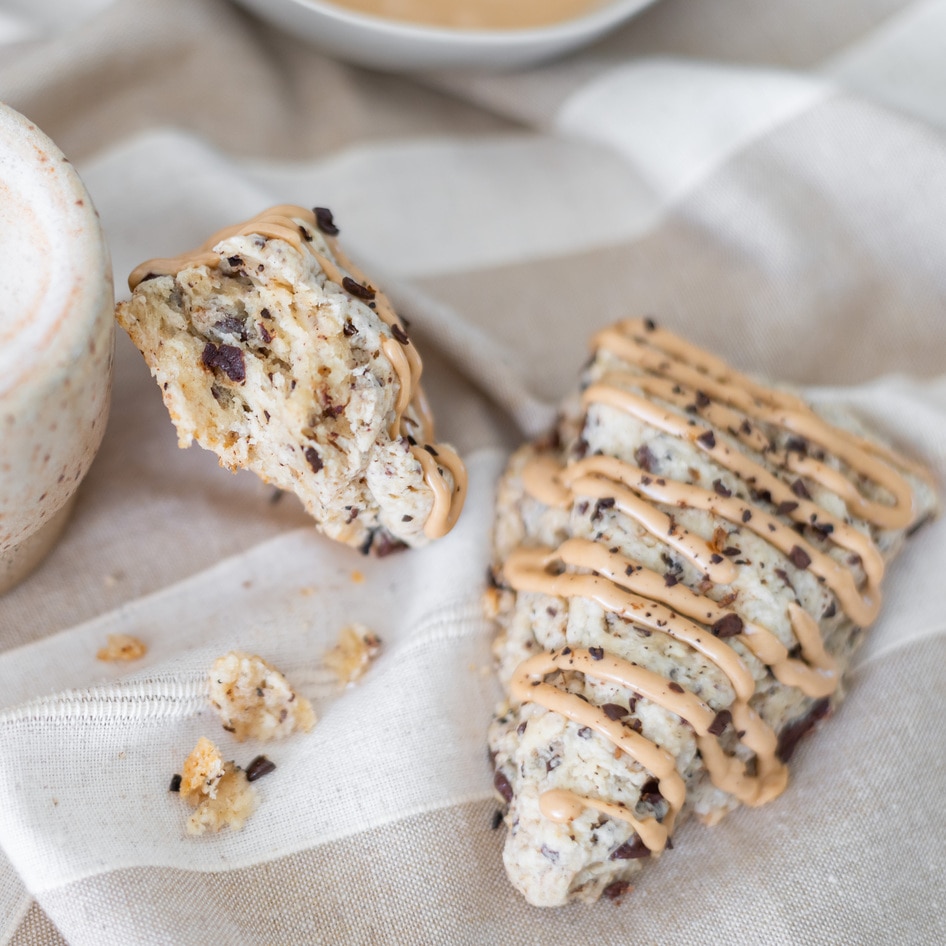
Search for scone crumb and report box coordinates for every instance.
[177,737,259,835]
[180,736,225,803]
[96,633,147,662]
[323,623,382,685]
[209,651,316,741]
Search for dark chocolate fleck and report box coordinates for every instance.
[245,755,277,782]
[541,844,560,863]
[789,545,812,570]
[423,444,439,457]
[713,479,732,497]
[343,320,357,337]
[493,770,513,803]
[304,446,323,474]
[314,206,339,236]
[707,709,732,736]
[299,225,313,242]
[635,444,656,472]
[667,681,684,693]
[664,573,678,587]
[791,478,811,500]
[603,880,632,901]
[258,324,273,343]
[602,703,628,720]
[588,646,605,660]
[168,774,182,793]
[697,430,716,449]
[391,323,410,345]
[823,601,837,619]
[577,727,593,739]
[491,810,504,830]
[742,509,752,522]
[610,835,650,860]
[643,317,656,331]
[776,500,799,516]
[776,698,830,762]
[712,613,744,638]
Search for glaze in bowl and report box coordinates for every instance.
[0,103,114,593]
[231,0,658,71]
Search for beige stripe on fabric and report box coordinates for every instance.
[18,635,946,946]
[8,903,68,946]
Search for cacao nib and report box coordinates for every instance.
[314,206,339,236]
[245,755,276,782]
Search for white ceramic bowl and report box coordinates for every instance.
[0,104,114,593]
[232,0,658,71]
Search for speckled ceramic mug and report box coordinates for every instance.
[0,103,114,594]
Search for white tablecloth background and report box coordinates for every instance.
[1,1,945,942]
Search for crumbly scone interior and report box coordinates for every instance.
[489,318,937,906]
[116,206,466,552]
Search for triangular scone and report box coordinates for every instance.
[116,205,466,554]
[488,318,938,906]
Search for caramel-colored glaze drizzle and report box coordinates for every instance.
[128,205,466,539]
[539,789,668,853]
[505,318,925,848]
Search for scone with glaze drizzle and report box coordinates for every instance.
[116,205,466,553]
[488,318,937,906]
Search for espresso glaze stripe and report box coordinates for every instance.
[591,320,918,529]
[127,205,466,540]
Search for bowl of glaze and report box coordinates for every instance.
[0,103,114,594]
[231,0,658,71]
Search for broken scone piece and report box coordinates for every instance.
[489,318,938,906]
[116,205,467,554]
[209,651,316,741]
[179,736,258,835]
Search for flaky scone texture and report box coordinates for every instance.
[116,206,465,554]
[488,318,937,907]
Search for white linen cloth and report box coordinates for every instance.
[1,1,945,942]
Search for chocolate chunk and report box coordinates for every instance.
[697,430,716,449]
[201,342,246,383]
[245,755,276,782]
[707,709,732,736]
[776,698,831,762]
[343,320,357,337]
[226,255,244,269]
[313,206,339,236]
[391,323,410,345]
[603,880,633,901]
[710,553,723,564]
[789,545,812,570]
[667,681,684,693]
[742,509,752,522]
[776,500,799,516]
[664,573,678,587]
[304,446,323,474]
[602,703,628,720]
[168,774,182,793]
[791,478,811,499]
[592,497,616,520]
[635,444,656,472]
[342,276,376,301]
[491,810,504,830]
[493,770,513,803]
[588,646,605,660]
[722,546,742,557]
[711,613,744,638]
[610,835,650,860]
[258,324,273,344]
